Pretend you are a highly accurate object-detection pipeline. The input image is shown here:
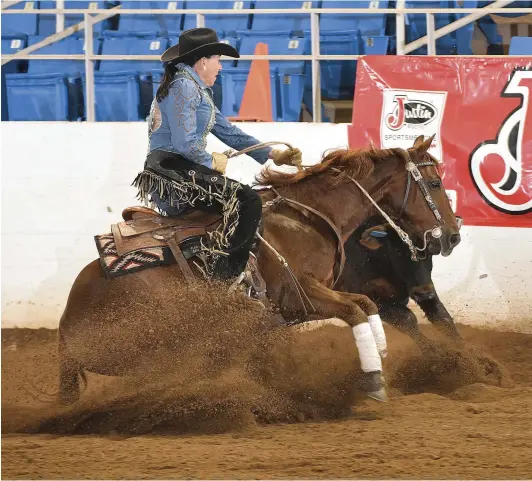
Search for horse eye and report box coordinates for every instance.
[428,180,441,190]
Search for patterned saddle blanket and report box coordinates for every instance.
[94,206,220,279]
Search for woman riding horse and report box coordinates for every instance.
[133,28,302,282]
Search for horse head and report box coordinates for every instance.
[392,135,460,258]
[355,135,460,259]
[258,135,460,261]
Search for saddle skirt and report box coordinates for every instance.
[114,206,221,257]
[95,206,268,305]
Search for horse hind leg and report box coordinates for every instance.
[58,330,85,405]
[300,276,387,402]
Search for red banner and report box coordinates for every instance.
[348,56,532,228]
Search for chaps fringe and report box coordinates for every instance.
[132,169,242,275]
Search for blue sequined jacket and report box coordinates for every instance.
[147,63,271,169]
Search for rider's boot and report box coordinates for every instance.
[227,220,267,302]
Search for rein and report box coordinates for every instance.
[252,186,347,316]
[332,149,444,262]
[224,141,295,159]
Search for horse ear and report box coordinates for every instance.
[359,224,389,250]
[414,134,435,154]
[413,135,425,147]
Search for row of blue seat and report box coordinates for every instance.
[3,1,531,121]
[5,1,532,51]
[2,1,388,37]
[2,31,388,122]
[7,0,529,57]
[4,29,531,123]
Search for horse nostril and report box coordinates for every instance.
[450,233,461,246]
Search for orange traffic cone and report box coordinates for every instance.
[229,42,273,122]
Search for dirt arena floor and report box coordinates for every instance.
[2,314,532,479]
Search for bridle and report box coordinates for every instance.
[333,148,447,262]
[228,142,449,263]
[395,149,445,258]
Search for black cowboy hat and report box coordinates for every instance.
[161,27,240,63]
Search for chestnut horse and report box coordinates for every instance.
[58,136,460,405]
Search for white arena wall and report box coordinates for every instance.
[1,122,531,332]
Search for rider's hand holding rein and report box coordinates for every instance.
[211,147,303,175]
[212,152,228,174]
[270,148,303,168]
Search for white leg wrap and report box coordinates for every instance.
[352,323,382,373]
[368,314,388,358]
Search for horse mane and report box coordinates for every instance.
[257,146,408,187]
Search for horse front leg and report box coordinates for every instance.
[300,276,387,402]
[378,302,433,352]
[336,291,387,359]
[416,295,462,342]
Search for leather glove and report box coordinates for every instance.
[270,148,303,167]
[212,152,228,174]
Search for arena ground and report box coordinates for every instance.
[2,318,532,479]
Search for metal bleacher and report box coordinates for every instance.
[2,1,532,123]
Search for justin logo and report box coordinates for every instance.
[385,96,438,130]
[470,69,532,215]
[380,89,447,160]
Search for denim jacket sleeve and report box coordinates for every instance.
[211,107,272,165]
[164,77,213,167]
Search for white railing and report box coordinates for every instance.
[2,2,532,122]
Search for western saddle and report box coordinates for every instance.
[113,206,223,283]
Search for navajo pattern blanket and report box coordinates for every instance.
[94,233,172,279]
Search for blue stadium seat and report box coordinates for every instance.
[182,1,252,35]
[1,34,28,74]
[320,0,388,36]
[220,33,309,121]
[4,35,100,121]
[404,1,457,55]
[1,1,39,36]
[451,0,476,55]
[90,35,168,121]
[509,36,532,55]
[472,1,503,52]
[115,1,183,37]
[2,35,28,120]
[1,70,8,121]
[251,1,318,34]
[38,1,116,37]
[303,31,388,108]
[403,1,481,55]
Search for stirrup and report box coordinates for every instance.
[228,254,270,309]
[228,271,247,292]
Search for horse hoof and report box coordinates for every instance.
[359,371,387,402]
[367,388,388,403]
